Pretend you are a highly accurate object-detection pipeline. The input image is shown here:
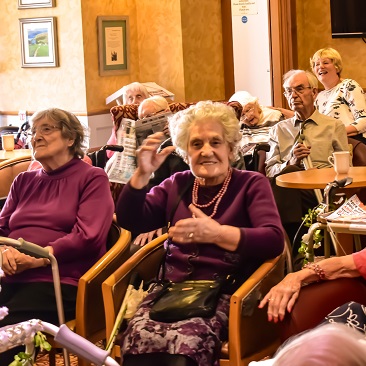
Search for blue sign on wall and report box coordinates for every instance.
[242,16,248,23]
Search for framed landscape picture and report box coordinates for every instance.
[19,17,59,68]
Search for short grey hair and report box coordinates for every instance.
[283,69,318,89]
[169,101,241,161]
[31,108,85,158]
[122,82,149,104]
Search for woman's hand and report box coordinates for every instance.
[1,246,49,276]
[130,132,175,189]
[168,204,240,251]
[134,228,163,246]
[258,272,303,323]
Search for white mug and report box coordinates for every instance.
[328,151,350,175]
[1,134,15,151]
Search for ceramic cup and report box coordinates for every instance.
[328,151,350,175]
[1,134,15,151]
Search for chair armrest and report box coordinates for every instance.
[75,227,131,340]
[226,253,285,364]
[102,233,168,354]
[279,276,366,342]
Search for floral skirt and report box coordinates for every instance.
[322,301,366,334]
[119,291,231,366]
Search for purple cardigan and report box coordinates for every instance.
[117,169,284,282]
[0,158,114,286]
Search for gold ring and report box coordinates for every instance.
[188,232,194,239]
[268,298,273,301]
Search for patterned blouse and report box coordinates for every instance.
[315,78,366,136]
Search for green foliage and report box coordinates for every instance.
[299,204,326,265]
[34,331,52,351]
[9,352,33,366]
[8,331,51,366]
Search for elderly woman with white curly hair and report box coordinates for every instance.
[115,101,284,366]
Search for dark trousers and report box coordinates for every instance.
[0,282,77,366]
[270,165,319,254]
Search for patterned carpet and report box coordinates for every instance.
[35,352,78,366]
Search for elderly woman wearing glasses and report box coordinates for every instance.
[229,91,285,169]
[0,108,114,364]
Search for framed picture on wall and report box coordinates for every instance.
[97,16,130,76]
[18,0,55,9]
[19,17,59,68]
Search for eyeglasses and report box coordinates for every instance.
[242,107,255,121]
[283,85,312,97]
[30,124,61,137]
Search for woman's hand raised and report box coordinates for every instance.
[130,132,175,189]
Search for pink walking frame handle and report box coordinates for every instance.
[55,325,119,366]
[0,321,119,366]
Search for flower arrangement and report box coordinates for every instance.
[298,203,327,265]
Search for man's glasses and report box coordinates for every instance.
[30,124,61,137]
[283,85,312,97]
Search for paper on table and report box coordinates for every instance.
[326,195,366,224]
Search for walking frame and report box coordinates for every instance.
[0,237,118,366]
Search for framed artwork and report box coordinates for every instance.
[19,17,59,68]
[18,0,55,9]
[97,16,130,76]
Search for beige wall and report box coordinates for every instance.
[0,0,225,120]
[0,1,86,114]
[181,0,225,102]
[135,0,186,102]
[296,0,366,87]
[81,0,140,114]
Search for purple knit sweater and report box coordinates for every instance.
[0,158,114,286]
[116,169,284,282]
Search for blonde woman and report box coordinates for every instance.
[310,47,366,144]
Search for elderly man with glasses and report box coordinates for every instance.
[265,69,349,255]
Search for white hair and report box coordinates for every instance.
[272,323,366,366]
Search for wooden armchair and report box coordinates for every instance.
[48,223,131,366]
[102,233,286,366]
[0,156,31,208]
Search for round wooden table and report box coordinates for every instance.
[276,167,366,190]
[0,149,32,162]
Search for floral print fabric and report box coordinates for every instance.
[323,301,366,334]
[315,79,366,135]
[119,288,231,366]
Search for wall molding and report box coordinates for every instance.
[0,109,111,117]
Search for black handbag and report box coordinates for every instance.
[148,175,225,323]
[149,279,223,322]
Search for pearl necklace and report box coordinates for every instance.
[192,168,232,218]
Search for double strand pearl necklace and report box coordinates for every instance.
[192,168,232,218]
